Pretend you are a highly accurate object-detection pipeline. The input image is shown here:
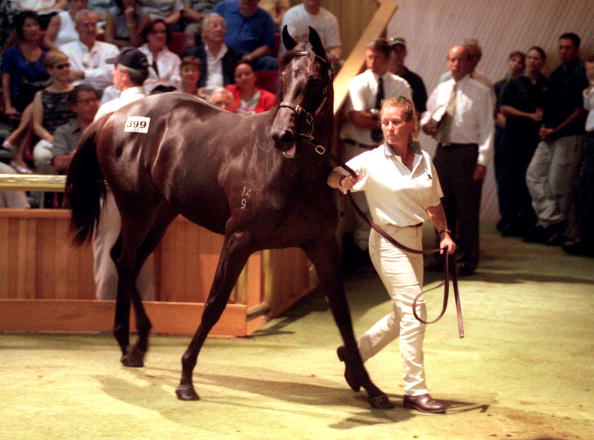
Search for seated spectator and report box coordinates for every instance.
[180,0,222,34]
[13,0,67,29]
[213,0,278,71]
[51,84,99,174]
[44,0,89,51]
[2,11,51,118]
[259,0,288,28]
[207,87,235,112]
[59,9,120,91]
[139,18,182,91]
[0,162,30,208]
[104,0,145,48]
[179,55,201,95]
[184,13,242,94]
[31,50,76,174]
[225,60,276,114]
[138,0,183,26]
[280,0,341,66]
[87,0,114,22]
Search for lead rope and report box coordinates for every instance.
[324,148,464,338]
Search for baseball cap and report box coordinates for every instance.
[106,48,149,72]
[389,36,406,48]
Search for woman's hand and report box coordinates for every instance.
[339,174,358,191]
[439,232,456,255]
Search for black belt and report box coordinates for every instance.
[343,138,378,150]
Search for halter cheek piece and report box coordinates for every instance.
[278,51,330,143]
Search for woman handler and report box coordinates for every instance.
[327,96,455,413]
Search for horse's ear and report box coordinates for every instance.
[282,25,297,51]
[308,26,327,62]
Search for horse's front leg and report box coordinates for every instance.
[176,231,253,401]
[303,235,393,409]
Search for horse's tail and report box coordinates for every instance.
[66,119,107,246]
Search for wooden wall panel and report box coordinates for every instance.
[386,0,593,224]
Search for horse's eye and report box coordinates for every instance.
[309,77,322,88]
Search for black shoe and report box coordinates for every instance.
[523,225,547,243]
[543,222,567,246]
[403,394,446,414]
[562,240,594,257]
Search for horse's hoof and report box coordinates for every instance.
[176,384,200,401]
[368,394,394,409]
[120,345,145,367]
[337,346,361,392]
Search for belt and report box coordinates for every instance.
[438,142,477,149]
[343,138,378,150]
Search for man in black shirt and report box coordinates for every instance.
[525,32,588,245]
[388,37,428,115]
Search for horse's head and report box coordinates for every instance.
[270,26,333,159]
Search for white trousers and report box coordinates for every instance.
[358,225,428,396]
[92,193,154,300]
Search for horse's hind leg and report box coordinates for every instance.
[303,235,393,409]
[115,203,177,367]
[176,232,253,401]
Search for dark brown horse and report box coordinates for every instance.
[66,27,392,409]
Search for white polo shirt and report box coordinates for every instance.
[337,142,443,227]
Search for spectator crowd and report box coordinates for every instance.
[0,1,592,262]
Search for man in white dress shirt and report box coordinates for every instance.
[422,45,494,275]
[60,9,120,92]
[93,48,154,300]
[280,0,341,67]
[339,38,412,256]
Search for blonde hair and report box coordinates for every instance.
[380,96,419,142]
[45,50,69,68]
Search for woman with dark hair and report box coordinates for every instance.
[498,46,548,236]
[138,18,181,91]
[1,11,51,118]
[104,0,146,48]
[225,60,276,115]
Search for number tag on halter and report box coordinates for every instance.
[124,116,150,133]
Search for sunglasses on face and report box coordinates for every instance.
[52,63,71,70]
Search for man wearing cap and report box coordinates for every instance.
[92,48,153,300]
[60,9,120,92]
[339,38,412,261]
[388,37,427,116]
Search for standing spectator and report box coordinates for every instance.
[138,0,183,26]
[329,97,455,414]
[339,38,411,258]
[498,47,546,236]
[524,33,588,245]
[138,18,182,91]
[388,36,427,115]
[104,0,145,48]
[213,0,277,71]
[225,60,275,114]
[44,0,89,51]
[208,87,235,111]
[179,55,201,95]
[2,11,51,118]
[563,54,594,257]
[184,13,243,93]
[279,0,341,68]
[59,9,120,92]
[31,50,75,174]
[493,51,526,234]
[51,84,100,174]
[421,45,494,276]
[92,48,154,300]
[439,39,492,90]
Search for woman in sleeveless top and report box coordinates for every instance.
[44,0,89,51]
